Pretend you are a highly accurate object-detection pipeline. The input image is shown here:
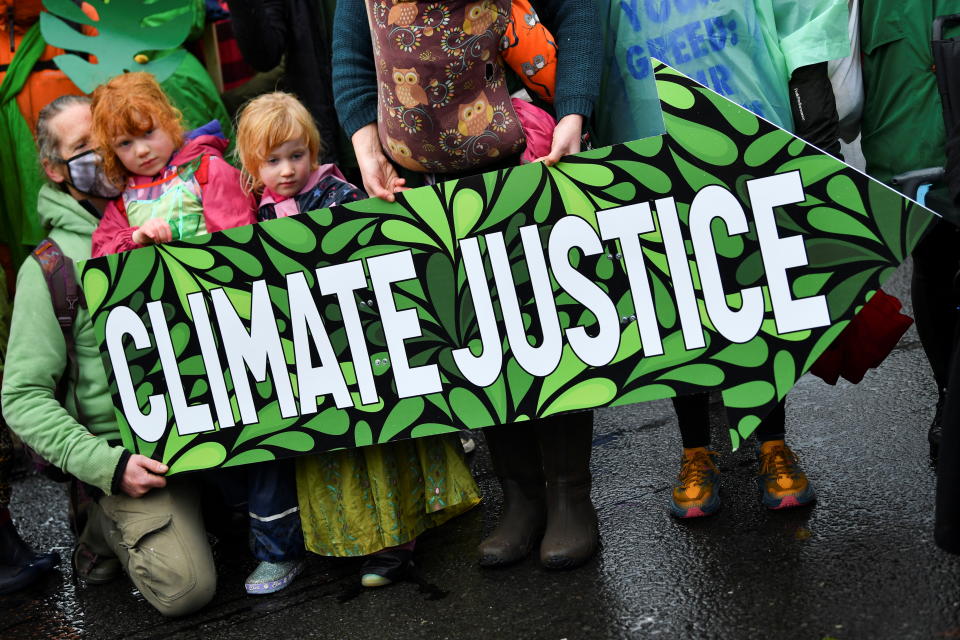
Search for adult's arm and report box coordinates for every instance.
[350,123,406,200]
[332,0,379,137]
[789,62,841,158]
[332,0,404,199]
[227,0,288,73]
[531,0,602,121]
[772,0,850,75]
[0,260,126,494]
[774,0,849,156]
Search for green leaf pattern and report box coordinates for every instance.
[81,63,936,470]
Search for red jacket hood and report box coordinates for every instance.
[171,133,229,165]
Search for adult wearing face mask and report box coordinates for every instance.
[1,94,217,617]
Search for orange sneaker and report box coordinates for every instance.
[670,449,721,518]
[756,441,816,509]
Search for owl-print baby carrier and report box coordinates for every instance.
[121,156,210,241]
[365,0,526,173]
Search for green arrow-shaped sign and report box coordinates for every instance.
[80,62,936,473]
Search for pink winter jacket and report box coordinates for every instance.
[91,124,256,257]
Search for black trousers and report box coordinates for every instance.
[937,327,960,554]
[672,393,785,449]
[0,423,12,509]
[911,219,960,391]
[924,219,960,554]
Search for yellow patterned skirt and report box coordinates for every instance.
[295,433,481,557]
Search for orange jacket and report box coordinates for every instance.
[0,0,84,132]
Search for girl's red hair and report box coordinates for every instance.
[91,72,184,185]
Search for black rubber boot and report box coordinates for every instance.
[536,413,599,570]
[0,508,60,595]
[478,423,546,567]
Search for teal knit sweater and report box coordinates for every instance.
[332,0,601,137]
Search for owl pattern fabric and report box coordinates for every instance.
[364,0,526,172]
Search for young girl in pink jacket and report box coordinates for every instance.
[90,72,255,258]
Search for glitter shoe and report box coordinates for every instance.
[244,560,304,595]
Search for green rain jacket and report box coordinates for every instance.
[594,0,850,145]
[860,0,960,183]
[1,185,125,494]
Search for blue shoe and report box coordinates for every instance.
[244,560,304,595]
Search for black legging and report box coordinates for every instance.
[911,218,960,392]
[672,393,786,449]
[0,423,13,509]
[937,318,960,554]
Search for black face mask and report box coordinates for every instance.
[64,150,122,199]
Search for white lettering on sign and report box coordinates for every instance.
[288,271,352,413]
[748,172,830,333]
[487,226,564,378]
[106,306,167,442]
[597,202,664,356]
[368,251,443,399]
[212,281,297,425]
[187,291,234,428]
[452,236,504,387]
[149,300,213,434]
[317,261,379,405]
[689,185,764,343]
[548,216,621,367]
[106,174,831,442]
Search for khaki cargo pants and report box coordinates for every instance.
[80,476,216,617]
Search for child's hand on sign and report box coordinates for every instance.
[120,454,169,498]
[535,114,584,167]
[132,218,173,246]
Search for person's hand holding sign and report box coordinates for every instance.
[121,455,168,498]
[535,113,584,167]
[352,123,408,202]
[132,218,173,246]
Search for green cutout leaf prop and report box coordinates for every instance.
[40,0,194,93]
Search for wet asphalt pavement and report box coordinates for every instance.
[2,261,959,640]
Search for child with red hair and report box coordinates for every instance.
[90,72,254,257]
[88,73,294,592]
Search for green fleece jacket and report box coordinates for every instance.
[0,265,9,377]
[1,185,125,494]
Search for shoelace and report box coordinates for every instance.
[678,451,717,486]
[759,445,801,479]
